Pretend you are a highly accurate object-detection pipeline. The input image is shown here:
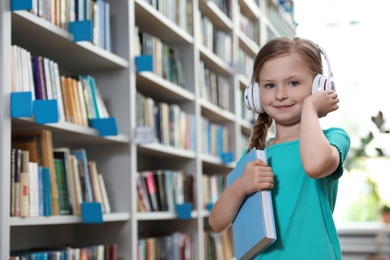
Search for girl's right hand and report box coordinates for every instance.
[233,159,274,197]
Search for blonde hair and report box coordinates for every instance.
[247,37,323,152]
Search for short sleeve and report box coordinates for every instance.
[323,127,351,180]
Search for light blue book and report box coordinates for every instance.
[227,148,277,260]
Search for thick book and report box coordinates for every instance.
[227,148,277,260]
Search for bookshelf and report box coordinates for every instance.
[0,0,295,259]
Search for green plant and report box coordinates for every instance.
[344,111,389,171]
[381,204,390,213]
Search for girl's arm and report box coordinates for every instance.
[300,90,340,178]
[208,159,273,233]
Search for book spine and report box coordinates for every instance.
[19,172,30,217]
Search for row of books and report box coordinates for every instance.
[136,170,193,212]
[198,60,233,112]
[136,31,188,90]
[10,243,117,260]
[141,0,193,35]
[207,0,232,18]
[28,0,112,51]
[200,117,230,158]
[204,229,234,260]
[202,173,226,209]
[136,92,196,151]
[267,1,295,37]
[138,232,192,260]
[11,129,111,217]
[240,14,260,44]
[198,14,233,64]
[11,45,110,125]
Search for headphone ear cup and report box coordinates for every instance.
[312,74,328,94]
[244,82,264,114]
[252,82,263,114]
[244,84,252,111]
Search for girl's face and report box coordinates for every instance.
[259,53,314,126]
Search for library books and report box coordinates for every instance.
[227,148,276,260]
[136,170,192,212]
[12,130,60,216]
[11,132,111,217]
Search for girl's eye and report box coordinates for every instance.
[290,81,299,87]
[265,83,275,89]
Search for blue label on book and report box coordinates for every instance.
[11,0,33,11]
[135,55,153,72]
[33,99,59,124]
[90,117,118,136]
[176,203,193,219]
[81,202,103,224]
[11,92,33,118]
[68,20,93,42]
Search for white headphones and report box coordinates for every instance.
[244,44,335,114]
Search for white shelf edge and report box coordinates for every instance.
[9,212,130,226]
[200,99,236,122]
[137,143,196,159]
[135,0,194,44]
[203,0,233,31]
[240,0,260,20]
[12,118,129,144]
[13,11,72,40]
[137,72,195,102]
[77,42,129,68]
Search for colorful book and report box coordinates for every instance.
[227,148,276,260]
[12,130,59,215]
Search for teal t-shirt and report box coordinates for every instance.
[239,128,350,260]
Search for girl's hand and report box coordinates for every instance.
[233,159,274,197]
[303,90,339,118]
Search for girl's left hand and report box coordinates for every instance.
[303,90,339,118]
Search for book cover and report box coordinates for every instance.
[227,148,276,260]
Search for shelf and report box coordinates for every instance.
[134,0,193,44]
[137,143,196,159]
[200,99,235,123]
[12,118,129,145]
[238,31,260,58]
[137,211,178,221]
[136,72,195,103]
[201,153,235,173]
[137,210,212,221]
[11,11,128,72]
[199,45,233,76]
[239,0,260,20]
[199,0,233,32]
[239,118,253,133]
[10,212,130,226]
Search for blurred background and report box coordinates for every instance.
[295,0,390,222]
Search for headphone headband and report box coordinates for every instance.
[316,44,334,91]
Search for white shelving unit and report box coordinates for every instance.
[0,0,295,259]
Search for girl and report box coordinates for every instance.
[209,37,350,259]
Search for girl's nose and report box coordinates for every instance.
[275,86,287,100]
